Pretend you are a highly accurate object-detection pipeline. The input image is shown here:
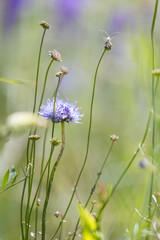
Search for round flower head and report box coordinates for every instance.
[38,95,83,124]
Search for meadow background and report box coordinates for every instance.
[0,0,159,239]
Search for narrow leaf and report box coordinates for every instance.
[0,78,32,86]
[1,170,9,189]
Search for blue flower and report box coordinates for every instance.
[38,95,83,124]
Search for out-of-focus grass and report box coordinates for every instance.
[0,0,160,239]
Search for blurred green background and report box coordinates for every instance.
[0,0,160,239]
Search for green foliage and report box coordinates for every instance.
[78,205,103,240]
[0,78,32,85]
[0,166,18,191]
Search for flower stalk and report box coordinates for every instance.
[42,122,65,240]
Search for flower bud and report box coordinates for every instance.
[104,37,112,50]
[110,134,119,142]
[50,138,61,146]
[61,66,69,74]
[152,69,160,76]
[49,50,62,61]
[56,71,63,77]
[54,211,62,218]
[28,135,40,141]
[39,21,51,30]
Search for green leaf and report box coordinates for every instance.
[78,205,97,232]
[0,78,32,86]
[78,205,103,240]
[1,170,9,189]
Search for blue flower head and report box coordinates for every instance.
[38,95,83,124]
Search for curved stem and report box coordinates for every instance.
[148,0,159,220]
[72,140,115,240]
[97,111,151,222]
[50,48,107,240]
[42,122,65,240]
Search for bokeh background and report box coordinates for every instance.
[0,0,160,239]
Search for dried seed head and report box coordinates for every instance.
[28,135,40,141]
[104,37,112,51]
[49,50,62,61]
[39,21,51,30]
[110,134,119,142]
[50,138,61,147]
[61,66,69,74]
[56,71,63,77]
[152,69,160,76]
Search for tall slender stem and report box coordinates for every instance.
[35,128,48,240]
[42,122,65,240]
[25,141,36,240]
[50,48,107,240]
[20,29,46,239]
[38,59,54,111]
[33,29,46,113]
[72,140,115,240]
[148,0,159,220]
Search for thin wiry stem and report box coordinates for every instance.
[72,140,115,240]
[25,141,36,240]
[50,48,107,240]
[20,28,46,239]
[148,0,159,221]
[33,29,46,113]
[38,59,54,111]
[97,112,151,222]
[35,128,48,240]
[42,123,65,240]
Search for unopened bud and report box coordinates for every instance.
[50,138,61,147]
[39,21,51,30]
[49,50,62,61]
[110,134,119,142]
[29,135,40,141]
[56,71,63,77]
[104,37,112,51]
[54,211,62,218]
[152,69,160,76]
[61,66,69,74]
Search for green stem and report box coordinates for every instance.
[97,112,151,222]
[35,128,48,240]
[50,48,107,240]
[148,0,159,221]
[27,147,54,236]
[38,59,54,111]
[46,77,61,188]
[42,122,65,240]
[33,29,46,113]
[25,141,36,240]
[21,28,46,240]
[72,141,115,240]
